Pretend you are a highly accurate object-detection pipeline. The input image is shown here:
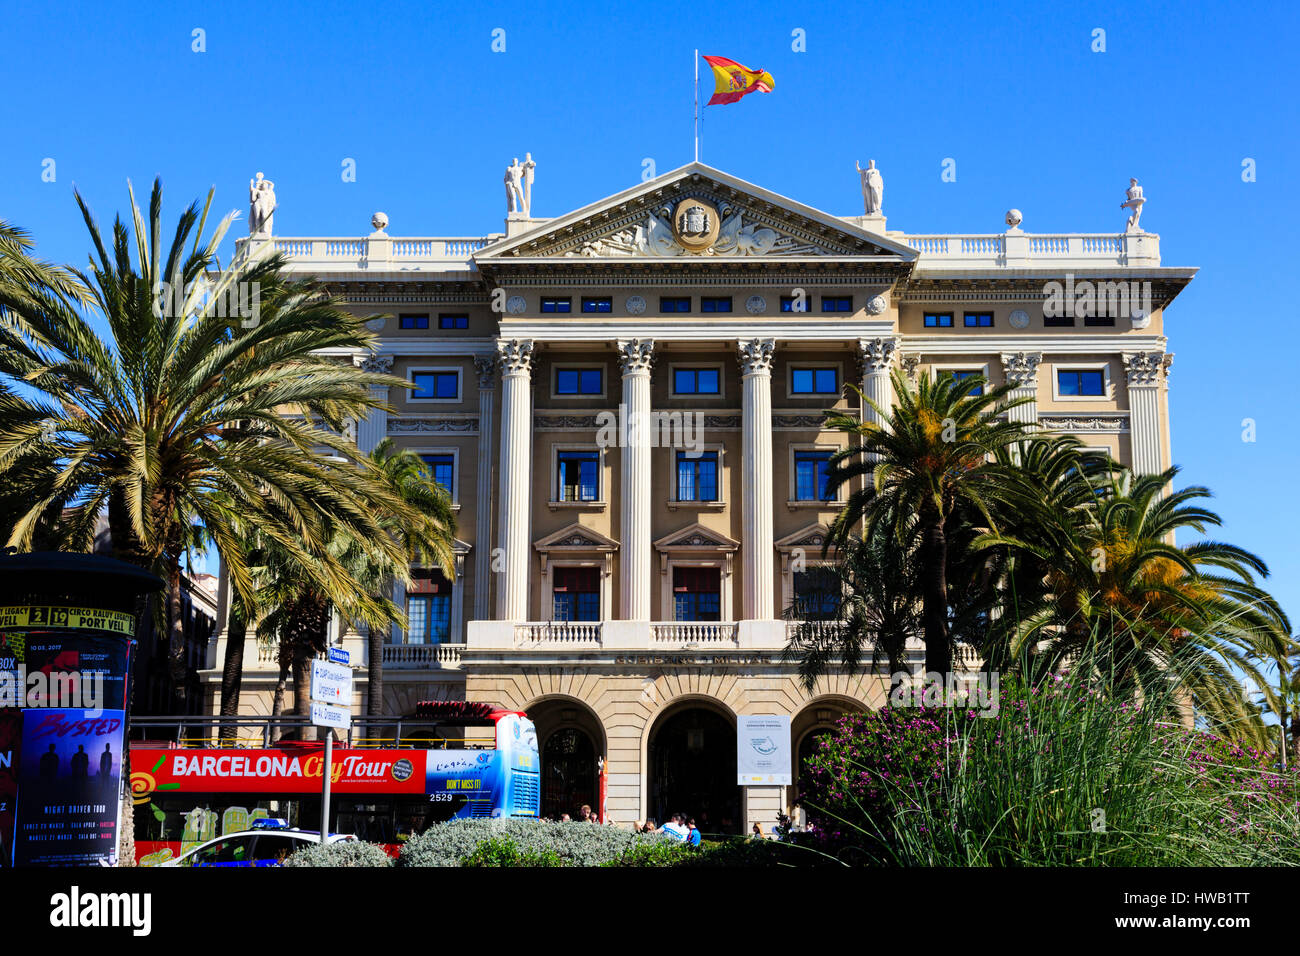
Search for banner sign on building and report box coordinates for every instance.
[736,714,792,786]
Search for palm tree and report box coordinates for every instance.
[0,179,418,707]
[973,466,1293,739]
[822,369,1034,675]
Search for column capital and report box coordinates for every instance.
[496,338,535,375]
[1122,351,1173,387]
[899,353,921,383]
[473,355,498,389]
[353,352,394,375]
[858,336,901,374]
[616,338,656,375]
[1000,351,1043,388]
[737,338,776,376]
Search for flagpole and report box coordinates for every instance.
[694,49,700,163]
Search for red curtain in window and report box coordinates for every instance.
[552,566,600,593]
[673,567,720,593]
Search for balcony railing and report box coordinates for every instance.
[513,621,604,645]
[233,235,493,273]
[650,622,739,645]
[382,643,465,668]
[902,231,1159,269]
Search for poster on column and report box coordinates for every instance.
[736,715,792,785]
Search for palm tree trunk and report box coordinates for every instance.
[292,645,315,742]
[921,513,952,677]
[270,650,288,743]
[368,623,384,716]
[167,556,188,708]
[218,609,246,744]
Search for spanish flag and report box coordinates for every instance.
[702,55,774,105]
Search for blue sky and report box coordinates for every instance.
[3,0,1298,650]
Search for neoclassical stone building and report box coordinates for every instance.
[202,162,1193,832]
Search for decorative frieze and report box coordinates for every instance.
[1037,414,1130,433]
[388,417,479,434]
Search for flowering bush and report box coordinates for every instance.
[398,819,672,868]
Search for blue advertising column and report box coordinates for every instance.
[0,552,162,867]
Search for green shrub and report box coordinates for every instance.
[460,837,564,867]
[282,839,393,867]
[398,818,672,867]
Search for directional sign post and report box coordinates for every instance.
[311,651,352,844]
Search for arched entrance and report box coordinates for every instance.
[647,702,739,834]
[525,697,605,820]
[790,697,868,821]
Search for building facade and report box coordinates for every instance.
[201,162,1194,832]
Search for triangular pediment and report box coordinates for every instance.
[774,524,835,553]
[476,163,918,262]
[653,521,740,552]
[534,522,619,552]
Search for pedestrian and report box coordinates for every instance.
[750,822,763,840]
[642,818,657,834]
[559,813,571,822]
[661,813,688,841]
[686,817,702,847]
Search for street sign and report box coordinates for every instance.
[311,659,352,705]
[311,700,351,730]
[327,647,350,665]
[737,715,792,785]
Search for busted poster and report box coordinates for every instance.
[12,709,126,866]
[0,708,18,868]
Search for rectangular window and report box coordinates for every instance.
[701,296,732,313]
[399,314,429,330]
[780,296,811,313]
[406,572,452,644]
[673,368,720,395]
[555,368,603,395]
[552,566,600,622]
[791,367,839,395]
[1083,315,1116,327]
[438,314,469,330]
[541,297,571,313]
[794,450,834,501]
[411,371,459,400]
[1043,314,1074,328]
[923,312,954,328]
[660,296,691,313]
[1057,369,1105,397]
[963,312,994,328]
[793,568,841,619]
[581,297,612,314]
[673,567,721,622]
[419,454,455,496]
[948,370,984,395]
[821,296,853,313]
[557,450,600,501]
[676,451,719,502]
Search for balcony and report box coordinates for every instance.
[233,235,494,274]
[381,643,465,669]
[902,231,1160,269]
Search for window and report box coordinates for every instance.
[581,297,612,314]
[947,370,984,395]
[673,567,721,622]
[1084,315,1116,327]
[420,454,455,496]
[701,296,732,313]
[399,314,429,330]
[791,367,839,395]
[552,567,600,622]
[923,312,954,328]
[410,370,459,400]
[963,312,994,328]
[1043,313,1074,328]
[660,296,691,313]
[438,314,469,330]
[673,367,720,395]
[555,367,603,395]
[557,450,600,501]
[676,451,719,502]
[793,568,841,619]
[1057,369,1105,397]
[405,572,452,644]
[821,296,853,313]
[780,296,811,313]
[794,450,834,501]
[541,297,571,313]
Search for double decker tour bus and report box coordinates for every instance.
[130,702,539,865]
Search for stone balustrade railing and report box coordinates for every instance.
[513,621,604,645]
[233,235,493,272]
[902,231,1159,268]
[649,622,739,645]
[381,643,465,668]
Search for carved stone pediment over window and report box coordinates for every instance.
[652,522,739,576]
[533,522,618,578]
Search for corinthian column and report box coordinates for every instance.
[618,339,654,620]
[738,338,776,621]
[1000,351,1042,426]
[495,339,534,620]
[352,353,394,454]
[473,356,497,621]
[858,337,900,427]
[1123,351,1173,475]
